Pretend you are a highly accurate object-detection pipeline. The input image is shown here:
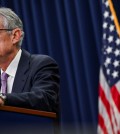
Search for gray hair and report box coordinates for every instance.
[0,7,24,47]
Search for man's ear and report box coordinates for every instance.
[11,28,22,44]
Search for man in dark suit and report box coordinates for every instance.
[0,7,59,113]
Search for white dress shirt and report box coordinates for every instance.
[1,49,22,93]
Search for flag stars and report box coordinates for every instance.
[107,36,113,43]
[102,2,120,85]
[102,0,105,3]
[113,60,119,67]
[106,69,110,75]
[104,57,111,67]
[115,38,120,45]
[105,1,109,7]
[104,11,109,18]
[106,46,112,54]
[112,71,119,78]
[103,45,107,52]
[103,33,107,39]
[103,22,108,29]
[109,24,114,32]
[114,49,120,56]
[110,15,114,21]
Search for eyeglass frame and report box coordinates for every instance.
[0,28,23,35]
[0,28,22,31]
[0,29,14,31]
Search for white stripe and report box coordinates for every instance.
[98,125,104,134]
[111,92,120,133]
[99,68,119,133]
[99,68,111,101]
[99,97,113,133]
[113,79,120,132]
[110,100,118,134]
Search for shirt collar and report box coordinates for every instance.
[4,49,22,77]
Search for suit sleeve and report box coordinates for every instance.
[5,56,60,113]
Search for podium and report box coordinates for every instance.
[0,106,58,134]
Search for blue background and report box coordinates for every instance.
[0,0,102,134]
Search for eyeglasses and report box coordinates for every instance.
[0,29,13,31]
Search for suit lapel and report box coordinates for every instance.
[12,49,31,93]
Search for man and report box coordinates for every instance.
[0,7,60,113]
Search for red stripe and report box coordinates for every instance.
[118,130,120,134]
[117,130,120,134]
[111,104,118,130]
[98,114,108,134]
[99,84,114,134]
[111,85,120,112]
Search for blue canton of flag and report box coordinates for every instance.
[102,0,120,87]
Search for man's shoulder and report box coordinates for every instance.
[32,54,51,60]
[31,54,57,64]
[22,49,58,67]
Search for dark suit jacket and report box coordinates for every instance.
[4,49,60,113]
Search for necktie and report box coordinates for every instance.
[1,72,8,94]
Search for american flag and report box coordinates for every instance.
[98,0,120,133]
